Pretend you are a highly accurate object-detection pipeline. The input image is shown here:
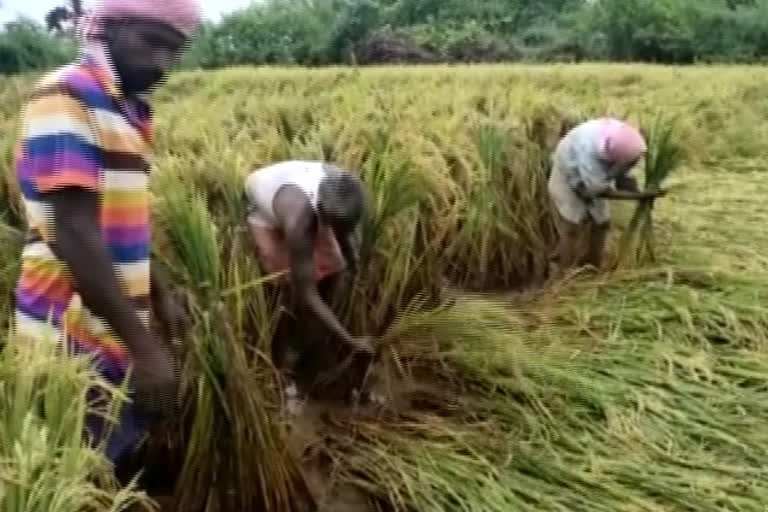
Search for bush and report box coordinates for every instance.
[174,0,768,68]
[0,19,76,74]
[404,21,520,63]
[354,27,436,64]
[8,1,768,72]
[183,2,337,68]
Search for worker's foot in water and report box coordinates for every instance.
[350,387,387,408]
[284,381,306,417]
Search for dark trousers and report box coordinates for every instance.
[271,274,367,399]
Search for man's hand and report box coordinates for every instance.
[347,335,375,355]
[338,231,360,277]
[642,188,667,199]
[345,256,359,277]
[615,175,639,193]
[152,264,189,341]
[131,336,180,420]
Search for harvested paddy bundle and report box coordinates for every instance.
[618,114,683,266]
[158,181,314,512]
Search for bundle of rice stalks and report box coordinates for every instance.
[0,147,24,237]
[158,182,314,512]
[0,330,151,512]
[617,113,683,266]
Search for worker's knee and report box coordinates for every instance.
[592,219,611,232]
[556,212,582,234]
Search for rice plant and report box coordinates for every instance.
[325,270,768,511]
[159,178,314,512]
[617,113,683,266]
[0,329,152,512]
[1,64,768,511]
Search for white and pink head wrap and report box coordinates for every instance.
[595,118,647,165]
[79,0,203,41]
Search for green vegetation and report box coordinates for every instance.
[0,330,151,512]
[0,19,76,74]
[7,0,768,74]
[185,0,768,66]
[2,64,768,510]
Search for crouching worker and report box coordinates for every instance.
[244,160,375,408]
[548,117,666,271]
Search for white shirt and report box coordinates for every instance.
[245,160,328,228]
[553,119,630,199]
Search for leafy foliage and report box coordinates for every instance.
[0,19,75,74]
[8,0,768,73]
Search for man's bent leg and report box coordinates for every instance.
[300,274,342,389]
[553,213,584,270]
[585,220,611,269]
[271,283,303,378]
[548,173,588,274]
[271,284,310,414]
[584,200,611,269]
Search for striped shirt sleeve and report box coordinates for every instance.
[20,87,101,194]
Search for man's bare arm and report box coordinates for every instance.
[48,188,178,417]
[598,189,665,200]
[48,188,152,351]
[335,228,359,275]
[282,202,357,347]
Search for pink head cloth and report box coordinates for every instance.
[596,118,647,165]
[80,0,203,40]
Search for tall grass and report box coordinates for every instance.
[158,177,314,511]
[0,330,151,512]
[327,270,768,511]
[1,65,768,510]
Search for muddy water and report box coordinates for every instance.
[139,351,451,512]
[281,358,455,512]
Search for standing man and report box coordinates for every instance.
[548,117,666,271]
[13,0,201,475]
[245,160,375,409]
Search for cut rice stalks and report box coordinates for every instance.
[617,113,683,267]
[160,182,315,512]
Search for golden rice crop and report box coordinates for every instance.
[2,64,768,511]
[155,176,313,511]
[0,329,152,512]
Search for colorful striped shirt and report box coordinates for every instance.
[13,46,153,384]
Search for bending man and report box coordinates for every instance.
[548,117,666,270]
[245,160,374,406]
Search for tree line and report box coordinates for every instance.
[3,0,768,74]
